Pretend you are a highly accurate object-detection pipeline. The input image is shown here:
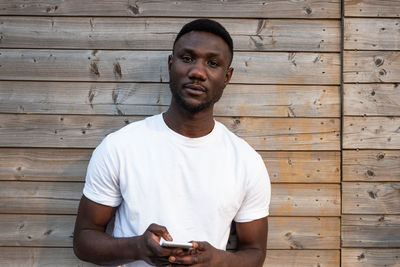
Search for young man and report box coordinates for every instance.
[73,19,271,267]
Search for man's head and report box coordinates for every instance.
[173,19,234,66]
[168,19,234,114]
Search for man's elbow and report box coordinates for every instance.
[257,249,267,267]
[73,233,85,261]
[73,231,92,263]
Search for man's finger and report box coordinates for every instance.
[193,241,208,251]
[169,254,206,265]
[147,223,173,241]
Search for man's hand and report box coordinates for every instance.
[168,241,224,267]
[168,217,268,267]
[139,223,189,266]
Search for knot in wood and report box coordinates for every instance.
[304,6,312,15]
[376,153,385,160]
[374,57,384,67]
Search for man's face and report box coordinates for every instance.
[168,31,233,113]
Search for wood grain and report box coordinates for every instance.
[342,248,400,267]
[0,214,75,247]
[0,247,340,267]
[0,115,341,150]
[0,182,340,216]
[344,18,400,50]
[344,84,400,116]
[0,114,140,148]
[0,215,340,249]
[344,0,400,17]
[342,215,400,247]
[217,117,340,151]
[343,150,400,182]
[0,247,97,267]
[264,250,340,267]
[343,182,400,214]
[270,184,340,216]
[0,148,91,182]
[0,17,340,52]
[0,149,340,183]
[343,117,400,149]
[0,181,83,214]
[0,0,341,18]
[260,151,340,183]
[0,81,340,117]
[343,51,400,83]
[0,50,341,85]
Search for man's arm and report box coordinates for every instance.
[73,195,177,266]
[169,216,268,267]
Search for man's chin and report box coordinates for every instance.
[178,100,212,113]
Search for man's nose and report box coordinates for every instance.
[188,61,206,81]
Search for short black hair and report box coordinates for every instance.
[173,19,233,64]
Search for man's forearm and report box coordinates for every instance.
[73,229,144,266]
[220,248,266,267]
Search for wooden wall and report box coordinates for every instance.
[1,1,396,266]
[342,0,400,266]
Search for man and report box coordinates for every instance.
[73,19,271,267]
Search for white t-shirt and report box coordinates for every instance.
[83,114,271,267]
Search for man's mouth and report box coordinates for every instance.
[183,84,207,95]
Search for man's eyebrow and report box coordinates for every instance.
[178,48,222,58]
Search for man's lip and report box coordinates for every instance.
[184,84,206,92]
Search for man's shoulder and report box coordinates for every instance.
[215,120,261,159]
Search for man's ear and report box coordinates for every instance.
[224,67,234,87]
[168,55,173,72]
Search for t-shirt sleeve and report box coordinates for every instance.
[234,154,271,223]
[83,135,122,207]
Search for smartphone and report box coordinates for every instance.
[160,239,193,249]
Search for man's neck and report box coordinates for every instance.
[163,103,215,138]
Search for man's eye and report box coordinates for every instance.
[208,60,219,67]
[182,56,192,63]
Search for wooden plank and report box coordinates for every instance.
[343,150,400,182]
[342,215,400,247]
[0,115,341,150]
[268,217,340,249]
[264,250,340,267]
[343,182,400,214]
[270,184,340,216]
[0,0,341,18]
[0,182,340,216]
[260,151,340,183]
[0,50,341,85]
[343,117,400,149]
[0,182,83,214]
[0,81,340,117]
[0,215,340,249]
[0,247,97,267]
[0,149,340,183]
[342,248,400,267]
[344,84,400,116]
[0,247,340,267]
[0,248,338,267]
[0,114,140,148]
[344,51,400,83]
[0,148,91,182]
[217,117,340,151]
[344,18,400,50]
[344,0,400,17]
[0,17,340,52]
[0,214,75,247]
